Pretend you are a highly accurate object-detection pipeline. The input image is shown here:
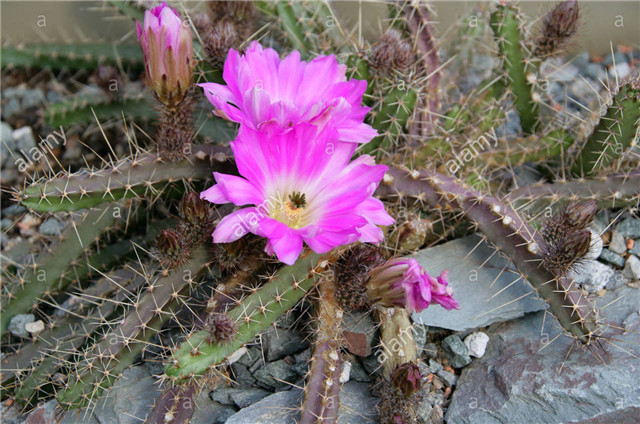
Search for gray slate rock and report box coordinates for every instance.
[622,255,640,280]
[630,240,640,256]
[225,382,377,424]
[445,285,640,424]
[412,234,546,331]
[12,127,36,152]
[570,260,614,292]
[609,230,627,255]
[442,335,472,368]
[39,218,66,236]
[254,360,298,390]
[599,248,626,268]
[191,389,236,424]
[262,325,308,362]
[211,388,270,409]
[616,217,640,239]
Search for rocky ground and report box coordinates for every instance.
[1,46,639,423]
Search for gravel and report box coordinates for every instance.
[599,248,626,268]
[616,217,640,239]
[441,335,471,368]
[8,314,35,338]
[622,255,640,280]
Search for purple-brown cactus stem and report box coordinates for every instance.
[376,166,599,345]
[300,271,343,424]
[146,382,198,424]
[401,1,441,139]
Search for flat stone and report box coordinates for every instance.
[622,311,640,334]
[609,230,627,255]
[412,235,546,331]
[437,369,458,387]
[12,127,36,152]
[231,363,256,388]
[254,360,298,390]
[442,335,471,368]
[622,255,640,280]
[225,382,377,424]
[230,388,270,408]
[38,218,66,236]
[463,332,490,358]
[600,248,626,268]
[445,285,640,424]
[348,358,371,382]
[342,312,377,357]
[616,217,640,239]
[211,388,237,405]
[570,260,614,293]
[192,389,236,424]
[262,326,308,362]
[8,314,34,338]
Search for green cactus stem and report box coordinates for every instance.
[1,203,122,336]
[57,246,211,409]
[300,272,342,424]
[490,3,538,134]
[166,251,325,378]
[15,144,234,213]
[1,43,143,72]
[571,76,640,176]
[377,166,599,345]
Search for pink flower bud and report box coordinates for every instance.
[137,2,194,108]
[367,258,459,313]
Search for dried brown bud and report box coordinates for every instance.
[390,363,422,397]
[180,192,208,224]
[206,313,237,344]
[203,20,238,68]
[156,228,191,268]
[534,0,580,57]
[370,29,414,76]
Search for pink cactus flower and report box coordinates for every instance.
[200,123,393,265]
[199,41,377,145]
[367,258,458,313]
[137,2,194,108]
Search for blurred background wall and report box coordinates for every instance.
[1,1,638,56]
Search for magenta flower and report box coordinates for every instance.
[201,123,393,265]
[199,41,377,145]
[367,258,458,313]
[137,2,193,108]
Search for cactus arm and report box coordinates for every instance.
[57,246,211,409]
[1,203,122,336]
[15,144,234,213]
[571,76,640,176]
[166,252,324,378]
[300,272,342,424]
[490,4,538,134]
[378,307,417,378]
[377,166,598,344]
[145,382,199,424]
[1,43,143,71]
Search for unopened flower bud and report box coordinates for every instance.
[137,2,194,108]
[390,363,422,397]
[370,29,413,75]
[534,0,580,57]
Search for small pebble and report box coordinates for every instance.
[622,255,640,280]
[442,335,472,368]
[622,311,640,334]
[25,320,45,335]
[599,248,626,268]
[339,361,352,383]
[38,218,65,236]
[584,229,604,260]
[463,332,490,358]
[12,126,36,152]
[630,240,640,256]
[570,260,614,292]
[436,369,458,387]
[616,217,640,239]
[609,230,627,255]
[8,314,35,338]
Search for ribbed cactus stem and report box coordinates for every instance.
[571,75,640,176]
[15,144,233,213]
[1,203,122,336]
[166,252,325,378]
[300,272,343,424]
[490,3,538,134]
[377,166,599,344]
[378,307,417,379]
[57,247,211,409]
[146,382,198,424]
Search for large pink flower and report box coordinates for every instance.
[136,2,193,107]
[199,41,377,145]
[201,123,393,265]
[367,258,458,313]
